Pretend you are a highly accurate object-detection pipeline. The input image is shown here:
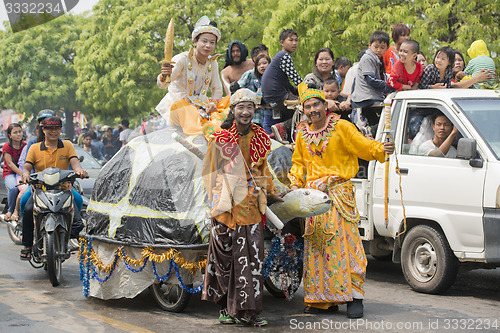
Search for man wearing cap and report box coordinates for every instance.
[156,16,225,139]
[19,116,88,260]
[288,83,394,318]
[201,88,283,326]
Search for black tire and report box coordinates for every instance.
[46,231,62,287]
[7,220,22,245]
[401,225,458,294]
[264,264,303,298]
[150,281,191,312]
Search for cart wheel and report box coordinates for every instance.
[264,264,303,298]
[150,281,192,312]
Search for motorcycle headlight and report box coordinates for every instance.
[35,195,48,209]
[62,196,72,209]
[43,172,60,186]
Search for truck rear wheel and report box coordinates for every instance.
[401,225,458,294]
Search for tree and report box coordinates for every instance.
[74,0,278,120]
[0,14,88,138]
[263,0,499,77]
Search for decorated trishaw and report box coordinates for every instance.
[78,126,330,312]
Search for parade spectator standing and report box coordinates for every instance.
[304,47,336,90]
[417,52,428,68]
[387,40,423,91]
[103,127,120,159]
[201,88,283,327]
[351,31,395,128]
[82,132,104,161]
[463,40,497,88]
[250,44,269,63]
[419,46,493,89]
[334,56,352,90]
[383,24,410,74]
[221,40,255,95]
[342,49,367,97]
[119,119,132,146]
[288,83,394,318]
[261,29,303,143]
[237,54,273,129]
[2,123,26,221]
[452,49,466,82]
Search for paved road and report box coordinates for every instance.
[0,222,499,332]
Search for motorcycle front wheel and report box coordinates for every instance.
[46,231,62,287]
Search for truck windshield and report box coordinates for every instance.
[455,98,500,160]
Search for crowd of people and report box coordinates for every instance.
[154,17,497,327]
[2,16,497,328]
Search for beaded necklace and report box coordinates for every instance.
[297,113,339,158]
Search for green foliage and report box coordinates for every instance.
[75,0,278,119]
[264,0,499,77]
[0,14,86,117]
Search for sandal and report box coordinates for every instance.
[4,212,12,221]
[11,213,18,222]
[20,248,31,261]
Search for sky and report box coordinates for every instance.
[0,0,100,31]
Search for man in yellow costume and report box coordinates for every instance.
[156,16,227,139]
[288,83,394,318]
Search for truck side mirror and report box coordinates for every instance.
[457,138,483,168]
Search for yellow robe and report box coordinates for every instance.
[288,114,385,309]
[170,96,230,140]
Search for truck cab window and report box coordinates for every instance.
[402,104,463,158]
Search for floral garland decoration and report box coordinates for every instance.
[78,237,208,296]
[263,233,304,300]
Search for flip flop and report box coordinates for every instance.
[4,212,12,221]
[11,214,18,222]
[20,248,31,261]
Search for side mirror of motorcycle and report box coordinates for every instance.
[79,155,84,163]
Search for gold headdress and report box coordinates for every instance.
[298,81,325,106]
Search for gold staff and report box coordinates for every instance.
[163,18,175,84]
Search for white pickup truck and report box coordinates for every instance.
[353,89,500,294]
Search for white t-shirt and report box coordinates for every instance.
[119,128,133,143]
[418,139,457,158]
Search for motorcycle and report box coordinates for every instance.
[25,167,84,287]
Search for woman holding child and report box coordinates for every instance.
[304,47,336,89]
[419,46,493,89]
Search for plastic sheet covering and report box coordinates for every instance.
[85,128,295,248]
[267,141,293,190]
[86,128,210,246]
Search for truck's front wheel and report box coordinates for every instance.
[401,225,458,294]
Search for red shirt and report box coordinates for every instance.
[387,60,423,91]
[2,142,26,178]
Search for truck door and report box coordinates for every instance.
[372,101,487,255]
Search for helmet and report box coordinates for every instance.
[37,109,56,122]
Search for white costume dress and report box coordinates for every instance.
[155,47,223,123]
